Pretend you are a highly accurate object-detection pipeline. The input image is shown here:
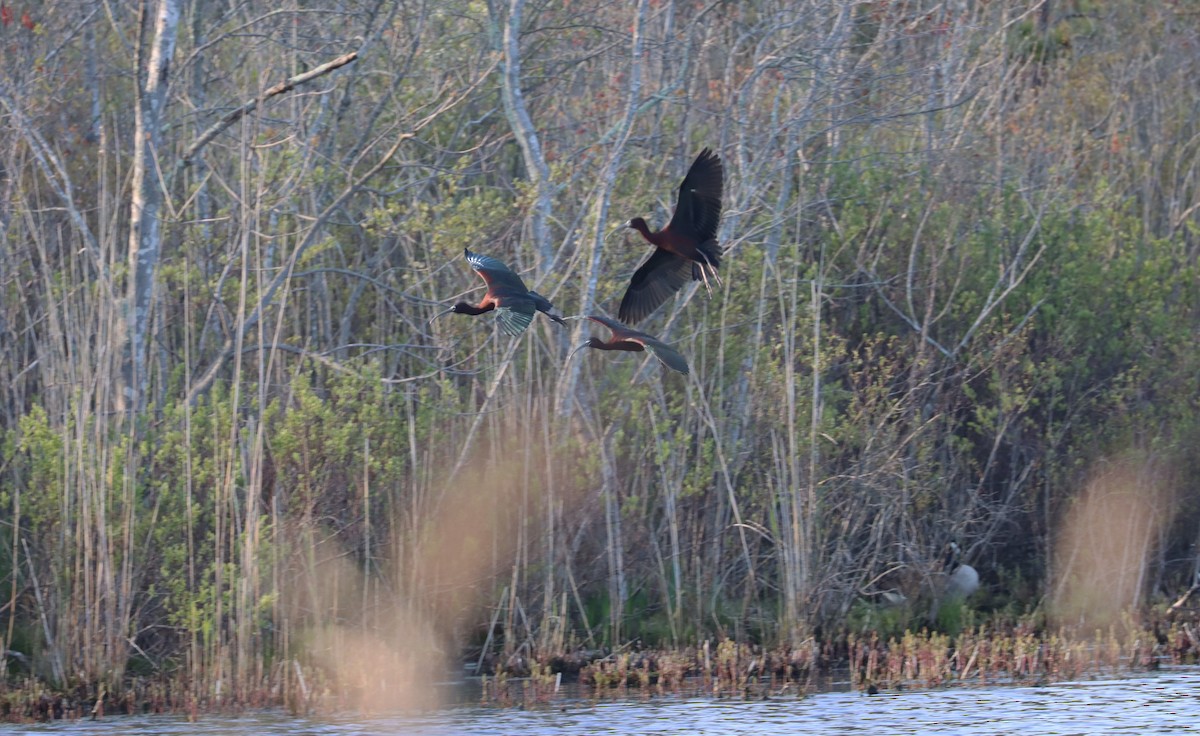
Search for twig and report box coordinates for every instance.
[186,57,496,405]
[476,587,508,675]
[292,659,309,708]
[960,645,978,681]
[1169,582,1200,612]
[180,52,359,167]
[21,538,65,684]
[91,685,106,720]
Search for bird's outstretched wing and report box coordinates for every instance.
[665,148,723,243]
[618,248,694,324]
[495,302,536,336]
[464,248,530,293]
[641,338,690,374]
[583,314,627,334]
[585,315,689,374]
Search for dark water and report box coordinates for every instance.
[8,668,1200,735]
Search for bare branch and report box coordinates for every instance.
[185,57,498,405]
[179,52,359,167]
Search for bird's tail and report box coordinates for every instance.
[529,291,567,327]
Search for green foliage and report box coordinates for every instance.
[14,405,64,528]
[847,598,914,641]
[934,600,977,638]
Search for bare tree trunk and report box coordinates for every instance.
[600,433,625,644]
[124,0,180,413]
[556,0,648,417]
[488,0,554,272]
[803,242,826,631]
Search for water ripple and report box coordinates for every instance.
[9,667,1200,735]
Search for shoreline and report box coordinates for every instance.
[4,611,1196,723]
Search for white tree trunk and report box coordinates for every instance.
[490,0,554,272]
[556,0,648,417]
[125,0,180,412]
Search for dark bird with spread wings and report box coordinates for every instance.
[566,315,690,374]
[618,148,724,324]
[432,248,566,336]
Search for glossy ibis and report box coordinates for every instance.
[618,147,724,324]
[432,248,566,336]
[566,315,690,374]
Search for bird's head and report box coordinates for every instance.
[429,302,469,324]
[941,541,962,571]
[627,217,650,234]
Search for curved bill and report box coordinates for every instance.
[427,307,454,326]
[564,342,591,368]
[605,221,630,241]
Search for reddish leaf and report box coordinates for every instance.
[0,6,12,27]
[21,9,32,30]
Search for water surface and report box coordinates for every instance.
[10,667,1199,735]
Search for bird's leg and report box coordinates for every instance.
[696,255,723,294]
[698,265,714,297]
[700,251,724,288]
[694,250,722,292]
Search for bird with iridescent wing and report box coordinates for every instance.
[566,315,689,374]
[432,248,565,336]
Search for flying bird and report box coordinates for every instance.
[432,248,565,336]
[566,315,690,374]
[618,147,724,324]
